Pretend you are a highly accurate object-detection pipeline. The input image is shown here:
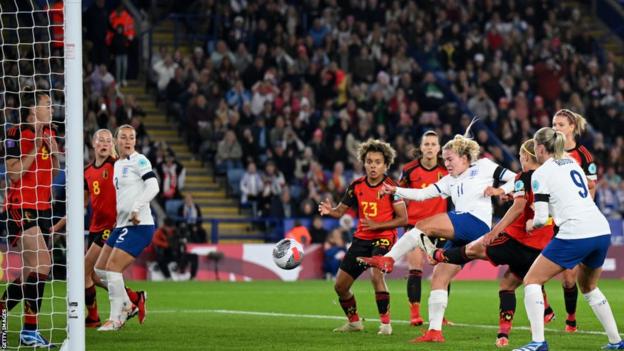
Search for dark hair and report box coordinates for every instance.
[20,89,49,122]
[357,138,397,167]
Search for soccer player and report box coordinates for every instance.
[428,139,555,347]
[359,127,516,343]
[399,131,448,326]
[83,129,144,327]
[512,128,624,351]
[95,124,159,331]
[1,91,57,347]
[552,109,596,333]
[319,139,407,335]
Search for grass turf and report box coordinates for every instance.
[3,279,623,350]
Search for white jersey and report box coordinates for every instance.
[531,157,610,239]
[113,152,155,227]
[396,158,515,227]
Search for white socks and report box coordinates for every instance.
[95,268,108,286]
[106,271,130,322]
[524,284,545,342]
[428,289,448,330]
[584,288,622,344]
[386,227,422,260]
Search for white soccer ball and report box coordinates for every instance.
[272,238,304,270]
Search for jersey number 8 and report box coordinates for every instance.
[570,170,588,198]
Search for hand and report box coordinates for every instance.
[359,218,380,231]
[318,201,333,216]
[45,135,59,156]
[51,216,67,233]
[525,219,534,233]
[483,186,504,197]
[381,183,397,195]
[481,231,500,246]
[34,124,44,150]
[130,211,141,225]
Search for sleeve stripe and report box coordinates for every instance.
[579,146,594,163]
[493,166,507,180]
[534,194,550,202]
[433,184,442,193]
[142,171,156,181]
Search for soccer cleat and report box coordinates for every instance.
[512,341,549,351]
[602,340,624,349]
[565,318,577,333]
[409,303,424,326]
[543,309,555,324]
[418,233,438,257]
[333,320,364,332]
[496,336,510,348]
[137,290,147,324]
[377,323,392,335]
[410,329,445,343]
[356,256,395,273]
[85,316,102,328]
[20,329,55,348]
[97,320,123,331]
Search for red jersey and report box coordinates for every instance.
[340,176,404,240]
[4,125,56,210]
[400,159,448,225]
[84,157,117,232]
[505,170,554,250]
[567,144,597,183]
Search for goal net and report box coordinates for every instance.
[0,1,84,349]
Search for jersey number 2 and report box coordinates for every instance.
[116,228,128,243]
[570,170,588,198]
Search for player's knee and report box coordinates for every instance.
[334,282,348,296]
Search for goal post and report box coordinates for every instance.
[63,0,85,350]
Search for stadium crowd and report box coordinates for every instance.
[150,0,624,223]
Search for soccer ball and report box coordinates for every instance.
[272,238,304,270]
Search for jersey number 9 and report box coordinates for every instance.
[570,170,588,198]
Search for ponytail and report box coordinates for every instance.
[534,127,566,159]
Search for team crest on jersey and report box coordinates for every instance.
[122,167,129,176]
[438,172,444,180]
[532,179,540,191]
[588,163,597,175]
[469,169,478,177]
[102,169,109,179]
[514,180,524,192]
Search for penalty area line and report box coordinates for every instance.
[149,309,613,336]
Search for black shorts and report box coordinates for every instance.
[89,229,113,248]
[404,225,447,249]
[3,208,53,246]
[486,233,541,279]
[340,237,395,279]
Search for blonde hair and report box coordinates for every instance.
[534,127,566,159]
[115,124,136,138]
[554,109,587,136]
[442,117,480,163]
[357,138,397,167]
[520,138,537,163]
[93,129,117,158]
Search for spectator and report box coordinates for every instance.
[260,161,285,216]
[152,218,177,280]
[309,215,328,244]
[83,0,109,65]
[110,25,130,86]
[240,162,263,214]
[177,194,207,244]
[89,64,114,98]
[153,55,178,93]
[215,130,243,174]
[285,220,312,245]
[156,151,186,206]
[271,187,296,218]
[596,179,621,219]
[323,228,347,279]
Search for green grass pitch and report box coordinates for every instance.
[4,279,623,350]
